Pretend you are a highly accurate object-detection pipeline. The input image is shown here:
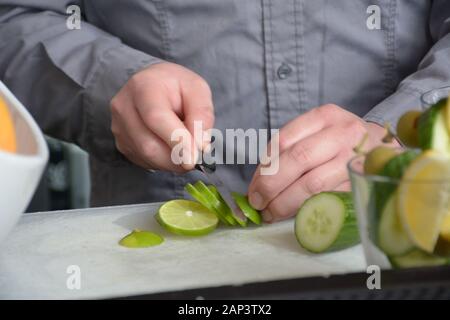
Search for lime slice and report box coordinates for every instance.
[119,229,164,248]
[207,185,246,227]
[157,199,218,236]
[232,192,262,225]
[397,151,450,252]
[185,183,229,225]
[193,181,237,226]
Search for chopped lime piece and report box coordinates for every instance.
[232,192,262,225]
[119,229,164,248]
[157,199,218,236]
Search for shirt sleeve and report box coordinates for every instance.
[364,0,450,127]
[0,2,163,164]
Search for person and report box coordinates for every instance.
[0,1,449,223]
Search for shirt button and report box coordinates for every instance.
[277,63,292,79]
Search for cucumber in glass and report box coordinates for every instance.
[418,98,450,156]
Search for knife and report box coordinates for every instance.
[195,158,247,223]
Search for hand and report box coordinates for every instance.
[110,62,214,172]
[248,104,399,223]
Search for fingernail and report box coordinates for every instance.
[250,192,264,210]
[262,210,273,223]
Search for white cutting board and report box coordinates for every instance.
[0,203,366,299]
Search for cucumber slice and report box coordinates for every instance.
[390,249,448,269]
[295,192,359,253]
[231,192,262,225]
[185,183,229,225]
[377,193,414,256]
[418,98,450,156]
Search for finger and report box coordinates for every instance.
[181,79,215,151]
[136,91,198,170]
[276,104,345,152]
[249,126,343,210]
[119,103,186,172]
[335,180,352,192]
[263,155,349,223]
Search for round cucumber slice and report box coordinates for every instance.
[119,229,164,248]
[157,200,218,236]
[377,193,414,256]
[231,192,262,225]
[295,192,359,253]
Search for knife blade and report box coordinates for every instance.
[195,162,247,223]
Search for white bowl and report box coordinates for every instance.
[0,81,48,243]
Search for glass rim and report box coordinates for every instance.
[420,86,450,106]
[347,154,450,184]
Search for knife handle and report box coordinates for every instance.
[195,152,216,173]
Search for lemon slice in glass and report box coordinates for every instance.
[397,150,450,252]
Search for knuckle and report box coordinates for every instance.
[289,142,311,165]
[192,77,212,94]
[254,176,275,198]
[346,119,366,137]
[304,174,325,195]
[142,141,159,160]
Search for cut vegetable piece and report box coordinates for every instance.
[157,199,218,236]
[377,193,414,256]
[207,184,245,227]
[185,183,229,225]
[295,192,359,253]
[418,99,450,156]
[231,192,262,225]
[119,229,164,248]
[374,150,419,214]
[193,181,236,226]
[390,249,448,269]
[363,146,397,175]
[397,151,450,253]
[396,110,421,148]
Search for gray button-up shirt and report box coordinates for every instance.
[1,1,449,207]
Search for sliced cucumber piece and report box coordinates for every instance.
[185,183,229,225]
[231,192,262,225]
[418,98,450,155]
[390,249,448,269]
[377,193,414,256]
[295,192,359,253]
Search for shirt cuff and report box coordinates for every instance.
[364,86,424,129]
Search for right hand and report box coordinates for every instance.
[110,62,214,172]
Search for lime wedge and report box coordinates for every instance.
[157,200,218,236]
[119,229,164,248]
[397,151,450,252]
[232,192,262,225]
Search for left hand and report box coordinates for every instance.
[248,104,399,223]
